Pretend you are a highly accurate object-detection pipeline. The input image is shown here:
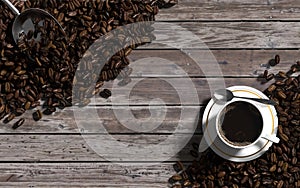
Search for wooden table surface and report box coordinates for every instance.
[1,0,300,187]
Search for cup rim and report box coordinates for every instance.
[216,99,264,149]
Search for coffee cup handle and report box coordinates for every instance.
[262,135,280,143]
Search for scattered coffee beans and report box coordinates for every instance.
[0,0,177,128]
[170,59,300,188]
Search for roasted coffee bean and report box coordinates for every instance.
[263,70,268,78]
[282,162,289,172]
[168,175,181,184]
[271,152,277,163]
[253,181,261,188]
[155,0,178,9]
[277,91,287,99]
[291,147,296,157]
[171,174,182,182]
[217,171,226,178]
[173,161,184,172]
[275,55,280,65]
[279,133,289,142]
[181,171,189,181]
[241,176,248,184]
[3,113,15,124]
[282,153,289,162]
[276,146,283,155]
[32,110,42,121]
[99,89,112,99]
[277,180,284,188]
[15,108,25,116]
[0,105,5,114]
[266,73,275,81]
[12,118,25,129]
[269,164,277,172]
[275,80,285,86]
[269,59,277,66]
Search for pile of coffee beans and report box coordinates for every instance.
[169,58,299,188]
[0,0,177,128]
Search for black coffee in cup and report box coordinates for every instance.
[218,101,263,146]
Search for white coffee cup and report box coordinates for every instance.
[216,99,280,149]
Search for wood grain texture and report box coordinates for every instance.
[0,106,203,134]
[0,163,175,187]
[130,50,299,77]
[0,77,272,133]
[139,22,300,49]
[0,134,201,162]
[157,0,300,21]
[0,76,277,134]
[98,78,270,105]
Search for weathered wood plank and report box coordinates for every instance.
[138,22,300,49]
[130,50,299,77]
[0,163,175,187]
[1,106,202,134]
[0,135,201,162]
[0,77,274,133]
[157,0,300,21]
[98,77,270,105]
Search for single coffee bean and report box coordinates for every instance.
[99,89,112,99]
[32,110,42,121]
[266,73,275,81]
[275,55,280,65]
[275,80,285,86]
[173,161,184,173]
[269,164,276,172]
[253,181,261,188]
[171,174,182,181]
[271,152,277,163]
[282,162,289,172]
[183,180,192,187]
[269,59,277,66]
[12,118,25,129]
[277,91,287,99]
[3,113,16,124]
[277,180,284,188]
[0,105,5,114]
[279,133,289,142]
[217,171,226,178]
[263,70,268,78]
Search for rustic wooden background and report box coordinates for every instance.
[1,0,300,187]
